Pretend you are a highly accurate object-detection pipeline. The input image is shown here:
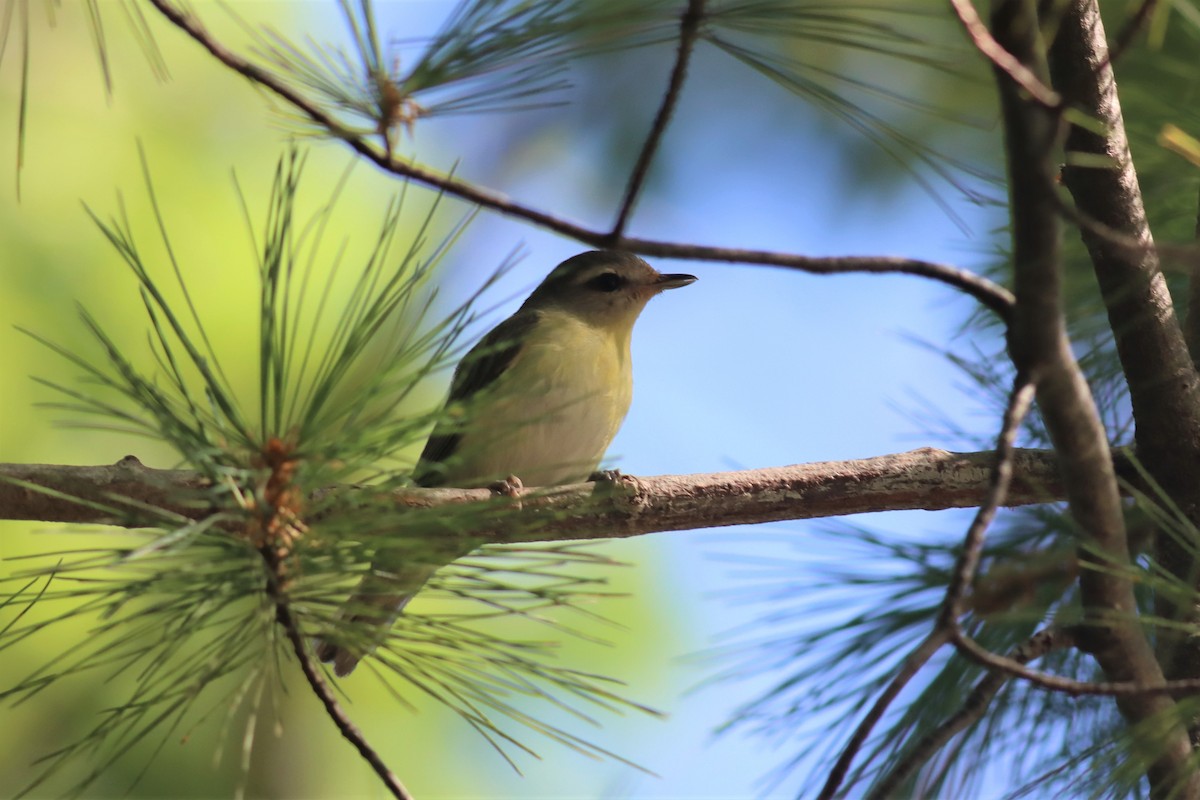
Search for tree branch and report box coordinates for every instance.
[821,373,1034,800]
[141,0,1015,321]
[264,548,413,800]
[611,0,705,238]
[993,0,1197,792]
[943,376,1036,623]
[1049,0,1200,705]
[1048,0,1200,465]
[818,629,950,800]
[869,627,1075,800]
[0,448,1066,535]
[950,0,1061,108]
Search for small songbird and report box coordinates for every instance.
[317,250,696,676]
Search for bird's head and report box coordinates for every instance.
[522,251,696,329]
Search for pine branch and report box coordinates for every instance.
[1048,0,1200,703]
[0,448,1068,537]
[992,0,1196,793]
[141,0,1015,321]
[818,629,950,800]
[611,0,705,237]
[869,627,1076,799]
[820,371,1033,800]
[262,547,413,800]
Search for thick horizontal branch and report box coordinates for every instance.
[1,448,1066,541]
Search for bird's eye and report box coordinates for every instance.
[589,272,623,292]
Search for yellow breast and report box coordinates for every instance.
[446,309,633,488]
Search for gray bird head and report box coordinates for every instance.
[522,251,696,329]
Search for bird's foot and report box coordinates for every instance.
[588,468,643,500]
[588,468,624,484]
[488,475,524,508]
[489,474,524,496]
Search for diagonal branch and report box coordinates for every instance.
[1097,0,1158,73]
[942,376,1036,624]
[817,629,950,800]
[820,374,1034,800]
[263,547,413,800]
[949,0,1060,108]
[141,0,1015,320]
[611,0,705,238]
[869,627,1075,799]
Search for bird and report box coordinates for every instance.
[316,250,696,676]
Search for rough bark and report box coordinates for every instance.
[1048,0,1200,720]
[993,0,1197,793]
[0,448,1064,539]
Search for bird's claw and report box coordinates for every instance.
[489,474,524,499]
[588,468,624,484]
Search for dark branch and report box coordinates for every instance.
[950,0,1061,108]
[263,549,413,800]
[611,0,705,238]
[943,376,1036,624]
[822,375,1034,799]
[870,628,1075,799]
[615,243,1015,321]
[1049,0,1200,701]
[994,0,1196,791]
[1096,0,1158,72]
[142,0,1015,320]
[818,630,950,800]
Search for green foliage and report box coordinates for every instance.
[0,150,654,796]
[245,0,678,146]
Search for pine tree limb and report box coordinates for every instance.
[0,448,1067,537]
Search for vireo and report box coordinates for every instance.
[317,250,695,676]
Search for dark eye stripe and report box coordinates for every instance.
[589,272,623,292]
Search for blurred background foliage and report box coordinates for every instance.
[0,3,727,796]
[5,0,1200,798]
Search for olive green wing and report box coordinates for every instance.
[414,310,541,487]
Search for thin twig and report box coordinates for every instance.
[820,377,1033,799]
[945,628,1167,696]
[262,549,414,800]
[616,243,1015,321]
[817,629,950,800]
[1094,0,1157,73]
[142,0,1015,320]
[868,627,1074,799]
[943,376,1036,623]
[949,0,1061,109]
[611,0,705,238]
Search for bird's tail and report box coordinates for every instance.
[315,563,438,677]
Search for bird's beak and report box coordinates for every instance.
[653,273,697,291]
